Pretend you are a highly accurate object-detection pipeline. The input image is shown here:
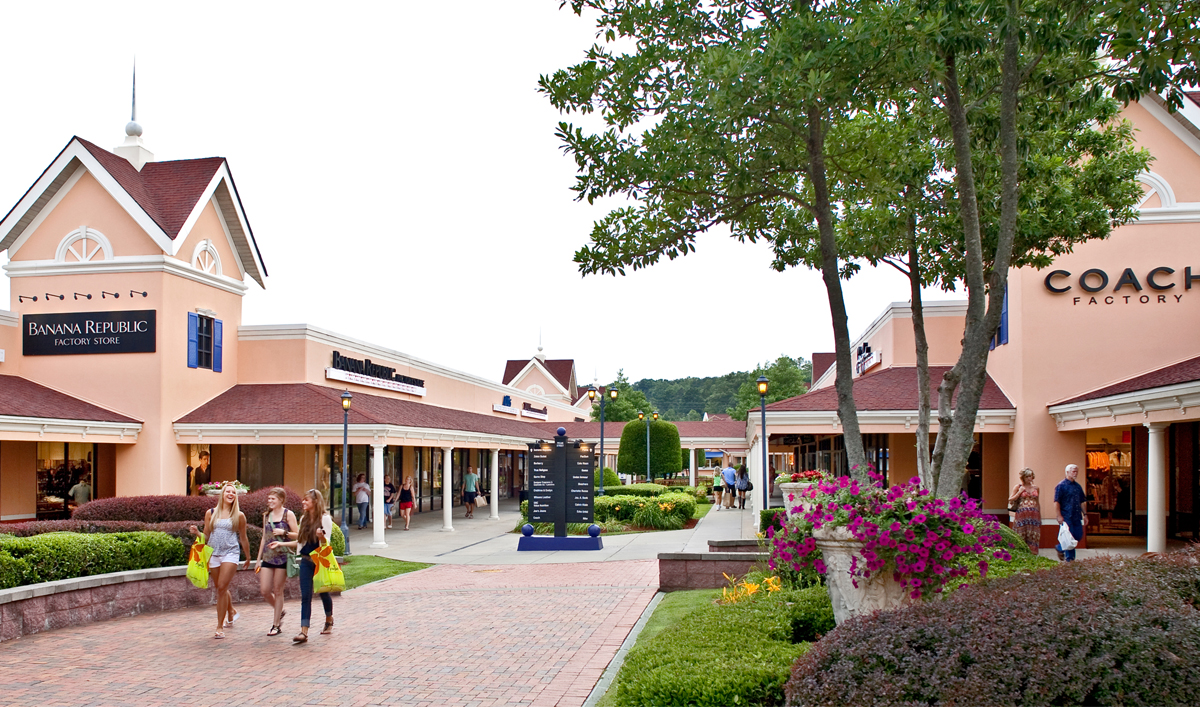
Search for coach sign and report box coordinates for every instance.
[24,310,156,356]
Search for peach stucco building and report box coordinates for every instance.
[0,123,743,545]
[747,95,1200,553]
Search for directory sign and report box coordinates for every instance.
[528,442,557,524]
[526,430,595,535]
[566,445,595,523]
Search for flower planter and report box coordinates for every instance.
[812,524,912,625]
[203,488,248,496]
[779,482,814,521]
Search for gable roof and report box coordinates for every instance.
[1055,355,1200,406]
[766,366,1014,412]
[812,353,836,383]
[0,375,139,423]
[0,136,266,286]
[501,357,577,396]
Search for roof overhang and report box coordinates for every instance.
[172,422,535,449]
[0,415,142,443]
[755,409,1017,433]
[1048,380,1200,431]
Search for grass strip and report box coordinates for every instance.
[339,555,431,591]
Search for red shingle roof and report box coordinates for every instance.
[0,375,139,423]
[812,352,836,382]
[77,138,225,239]
[501,358,576,392]
[501,360,526,386]
[177,384,549,438]
[766,366,1014,411]
[1056,355,1200,406]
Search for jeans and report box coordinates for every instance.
[357,501,370,528]
[298,556,333,628]
[1056,519,1083,561]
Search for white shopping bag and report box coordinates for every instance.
[1057,522,1078,551]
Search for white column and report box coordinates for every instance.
[688,447,696,487]
[370,444,388,548]
[1146,422,1169,554]
[489,448,501,520]
[441,446,454,531]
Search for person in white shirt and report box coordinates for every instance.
[353,474,371,529]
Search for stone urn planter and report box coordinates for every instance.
[204,487,248,496]
[779,482,814,521]
[812,524,913,625]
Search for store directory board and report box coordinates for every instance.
[525,430,595,534]
[528,443,558,524]
[566,445,594,524]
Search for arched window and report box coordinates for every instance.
[526,384,545,396]
[55,227,113,263]
[191,240,223,276]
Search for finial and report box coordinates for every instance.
[125,60,142,137]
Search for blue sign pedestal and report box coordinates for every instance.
[518,535,603,551]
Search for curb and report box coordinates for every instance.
[583,590,664,707]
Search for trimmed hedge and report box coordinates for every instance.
[612,584,829,706]
[761,508,787,534]
[785,551,1200,706]
[616,483,671,497]
[594,493,696,526]
[0,531,186,589]
[595,467,622,488]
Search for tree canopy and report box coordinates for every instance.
[727,356,812,421]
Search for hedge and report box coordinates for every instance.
[612,584,830,707]
[785,550,1200,706]
[594,493,696,526]
[595,467,621,488]
[0,532,187,589]
[618,419,682,480]
[616,483,671,497]
[761,508,787,534]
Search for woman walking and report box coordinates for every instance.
[270,489,334,643]
[353,473,371,529]
[398,476,415,530]
[255,487,298,636]
[189,482,251,639]
[383,475,397,530]
[735,465,750,510]
[1009,468,1042,553]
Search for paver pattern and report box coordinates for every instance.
[0,559,658,707]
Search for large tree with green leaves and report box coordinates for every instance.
[617,419,683,480]
[588,369,653,422]
[727,355,812,421]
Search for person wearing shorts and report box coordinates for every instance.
[463,466,480,519]
[383,475,397,530]
[189,482,250,639]
[398,476,415,530]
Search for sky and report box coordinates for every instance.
[0,2,959,388]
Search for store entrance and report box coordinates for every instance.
[1086,428,1135,536]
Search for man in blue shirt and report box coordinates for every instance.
[720,463,738,510]
[1054,464,1088,561]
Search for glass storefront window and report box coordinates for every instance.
[238,444,284,490]
[37,442,96,520]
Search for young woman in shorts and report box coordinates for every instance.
[398,476,415,530]
[255,487,298,636]
[190,482,250,639]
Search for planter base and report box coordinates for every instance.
[813,526,912,624]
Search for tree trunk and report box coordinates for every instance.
[932,2,1022,498]
[907,213,932,490]
[806,104,867,478]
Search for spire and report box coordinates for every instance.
[114,59,155,170]
[535,329,546,361]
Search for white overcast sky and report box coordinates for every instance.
[0,2,957,388]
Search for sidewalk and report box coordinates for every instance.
[343,497,748,564]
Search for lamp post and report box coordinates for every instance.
[340,390,352,556]
[587,385,619,496]
[757,376,769,511]
[637,410,659,482]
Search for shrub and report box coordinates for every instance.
[617,483,671,497]
[595,467,621,488]
[632,501,685,530]
[761,508,787,534]
[996,521,1033,555]
[595,493,694,525]
[785,551,1200,706]
[617,419,682,480]
[0,532,186,589]
[73,487,305,525]
[614,584,813,706]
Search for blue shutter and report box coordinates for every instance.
[213,319,223,372]
[187,312,199,368]
[999,290,1009,346]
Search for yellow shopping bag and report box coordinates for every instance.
[187,533,214,589]
[309,542,345,593]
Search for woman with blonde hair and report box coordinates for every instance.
[189,482,250,639]
[255,487,298,636]
[270,488,334,643]
[1009,468,1041,553]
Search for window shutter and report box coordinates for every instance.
[187,312,199,368]
[213,319,223,372]
[999,290,1009,346]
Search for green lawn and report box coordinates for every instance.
[596,589,721,707]
[693,500,712,518]
[339,555,431,590]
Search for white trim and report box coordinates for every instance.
[325,366,426,396]
[172,170,229,255]
[758,408,1017,430]
[1137,171,1177,208]
[508,358,573,397]
[0,514,36,521]
[209,196,246,279]
[0,415,141,440]
[55,227,113,263]
[1133,203,1200,224]
[172,422,534,448]
[1048,379,1200,425]
[0,310,17,327]
[237,324,582,415]
[1140,97,1200,160]
[190,239,223,276]
[6,165,87,258]
[5,254,249,296]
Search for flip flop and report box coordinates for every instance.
[225,611,240,628]
[214,631,225,639]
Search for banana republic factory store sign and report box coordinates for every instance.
[24,310,157,355]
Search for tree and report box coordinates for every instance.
[617,419,683,481]
[727,356,812,421]
[588,369,652,422]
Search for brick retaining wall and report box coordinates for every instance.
[0,566,301,643]
[658,552,767,590]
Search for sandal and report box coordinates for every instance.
[320,617,334,635]
[268,625,281,636]
[225,611,240,628]
[293,632,308,643]
[214,631,225,639]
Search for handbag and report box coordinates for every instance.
[310,542,346,593]
[286,550,300,578]
[747,482,754,492]
[1057,522,1079,551]
[186,533,214,589]
[476,492,488,508]
[1008,490,1022,513]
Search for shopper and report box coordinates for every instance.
[1009,468,1041,553]
[189,482,250,639]
[735,465,750,510]
[255,487,298,636]
[270,489,334,643]
[463,466,480,519]
[382,475,397,529]
[353,473,371,529]
[1054,464,1088,561]
[190,450,211,496]
[721,463,737,509]
[398,476,415,530]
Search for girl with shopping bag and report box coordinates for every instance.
[255,487,298,636]
[186,532,215,588]
[189,482,251,639]
[270,488,335,643]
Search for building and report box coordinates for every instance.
[748,95,1200,553]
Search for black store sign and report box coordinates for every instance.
[528,432,596,534]
[24,310,156,356]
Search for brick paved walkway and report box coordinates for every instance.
[0,560,658,707]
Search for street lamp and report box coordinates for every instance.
[637,410,659,482]
[340,390,353,556]
[588,385,619,496]
[757,376,769,511]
